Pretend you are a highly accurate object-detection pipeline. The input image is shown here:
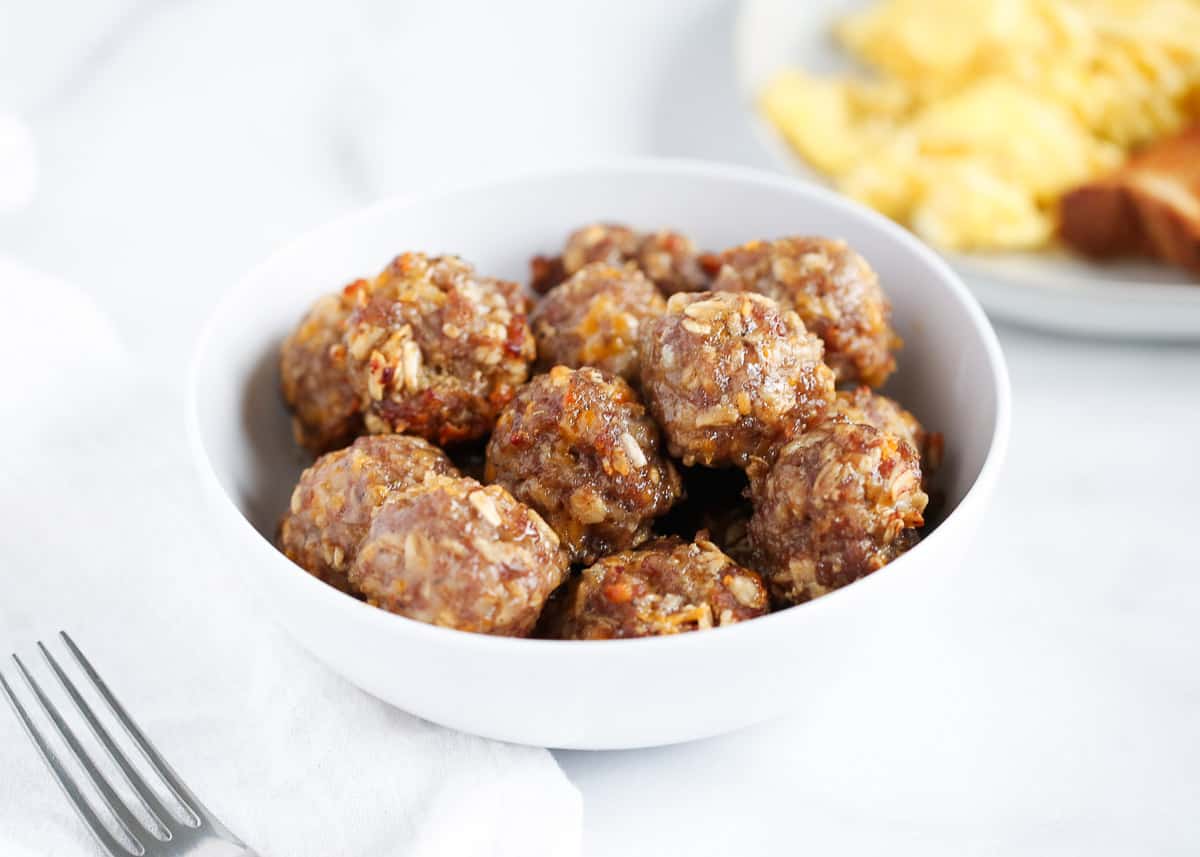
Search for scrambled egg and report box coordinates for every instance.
[761,0,1200,251]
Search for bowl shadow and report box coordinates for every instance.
[239,337,310,539]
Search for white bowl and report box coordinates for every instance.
[186,160,1010,750]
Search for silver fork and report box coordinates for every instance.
[1,632,257,856]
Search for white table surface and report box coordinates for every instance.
[3,1,1198,854]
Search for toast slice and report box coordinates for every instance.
[1059,178,1153,259]
[1059,125,1200,276]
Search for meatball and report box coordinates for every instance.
[713,237,900,387]
[344,253,535,445]
[639,291,836,468]
[828,385,943,475]
[530,263,667,382]
[279,281,365,454]
[531,223,709,295]
[541,535,769,640]
[278,435,459,592]
[485,366,683,565]
[747,422,928,606]
[633,229,712,295]
[349,475,567,636]
[560,223,640,279]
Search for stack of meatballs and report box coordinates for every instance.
[277,225,940,639]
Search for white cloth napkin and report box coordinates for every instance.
[0,112,36,213]
[0,257,583,857]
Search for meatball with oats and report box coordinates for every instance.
[713,237,900,387]
[530,263,667,382]
[639,291,835,468]
[486,366,682,565]
[828,386,943,476]
[541,534,769,640]
[279,281,366,454]
[531,223,710,295]
[747,422,928,606]
[344,253,535,445]
[349,475,567,636]
[278,435,459,593]
[634,229,713,295]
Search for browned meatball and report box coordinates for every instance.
[747,422,928,606]
[344,253,535,445]
[531,223,709,295]
[560,223,640,278]
[639,291,836,468]
[713,237,900,388]
[542,535,769,639]
[633,229,712,295]
[485,366,683,565]
[278,435,459,592]
[349,475,567,636]
[279,281,366,454]
[828,385,943,475]
[530,263,667,382]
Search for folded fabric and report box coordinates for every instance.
[0,112,36,212]
[0,257,582,857]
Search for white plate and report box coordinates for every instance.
[735,0,1200,340]
[188,159,1009,749]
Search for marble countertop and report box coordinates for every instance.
[3,1,1198,854]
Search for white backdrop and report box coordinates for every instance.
[2,1,1199,855]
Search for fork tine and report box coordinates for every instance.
[1,669,137,857]
[11,654,151,853]
[39,641,178,836]
[59,632,235,838]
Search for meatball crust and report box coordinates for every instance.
[747,422,928,606]
[828,385,943,474]
[279,281,366,454]
[530,263,667,382]
[278,435,459,592]
[561,223,640,278]
[542,535,769,640]
[532,223,710,295]
[639,291,836,468]
[344,253,535,445]
[632,229,712,296]
[486,366,683,565]
[713,237,900,387]
[349,475,567,636]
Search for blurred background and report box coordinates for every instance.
[2,1,1198,855]
[0,1,760,365]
